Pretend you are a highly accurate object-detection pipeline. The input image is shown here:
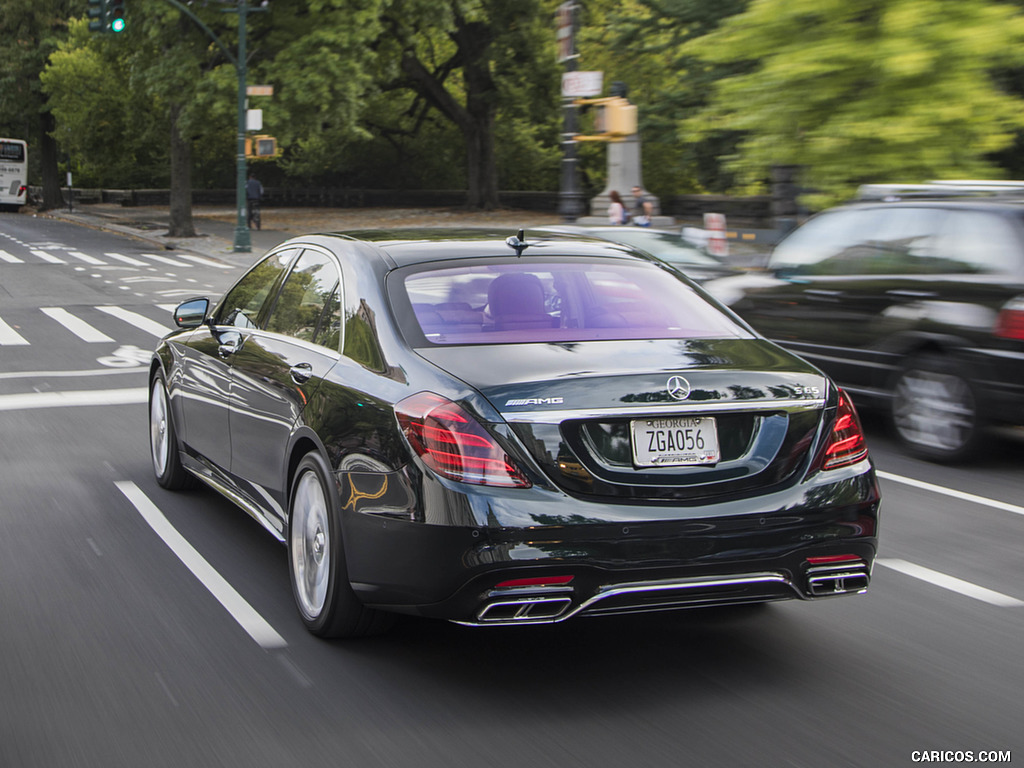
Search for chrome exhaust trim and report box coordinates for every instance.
[456,571,802,627]
[806,561,870,596]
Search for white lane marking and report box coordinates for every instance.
[140,252,192,267]
[158,304,178,313]
[115,481,288,650]
[0,317,29,346]
[0,387,148,412]
[30,249,66,264]
[877,558,1024,608]
[0,367,142,381]
[876,470,1024,518]
[177,254,228,268]
[95,306,171,337]
[0,249,24,263]
[67,251,106,266]
[40,307,115,343]
[104,252,149,267]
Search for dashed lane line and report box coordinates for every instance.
[0,317,29,346]
[0,387,148,411]
[41,307,116,343]
[115,481,288,650]
[876,470,1024,518]
[877,558,1024,608]
[95,305,172,337]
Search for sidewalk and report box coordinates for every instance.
[41,203,567,266]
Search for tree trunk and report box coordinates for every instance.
[167,103,196,238]
[38,112,65,211]
[399,16,500,211]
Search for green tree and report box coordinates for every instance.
[372,0,561,208]
[0,0,76,209]
[685,0,1024,208]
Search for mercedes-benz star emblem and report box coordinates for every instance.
[667,376,691,401]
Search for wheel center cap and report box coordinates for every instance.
[312,529,325,563]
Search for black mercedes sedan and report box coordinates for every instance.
[149,229,880,638]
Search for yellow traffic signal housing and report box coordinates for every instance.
[574,97,638,142]
[245,135,280,159]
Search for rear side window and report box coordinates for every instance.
[265,250,341,346]
[935,211,1023,273]
[398,259,748,345]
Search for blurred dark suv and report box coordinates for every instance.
[706,182,1024,461]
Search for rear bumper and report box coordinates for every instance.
[342,461,880,624]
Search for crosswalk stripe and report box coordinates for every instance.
[177,254,227,268]
[157,304,178,313]
[0,249,24,264]
[140,253,192,267]
[30,249,66,264]
[40,308,115,343]
[95,306,171,337]
[104,252,149,267]
[0,317,30,345]
[66,251,107,266]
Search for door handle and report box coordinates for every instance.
[290,362,313,384]
[218,333,243,358]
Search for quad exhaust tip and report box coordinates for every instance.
[806,556,870,596]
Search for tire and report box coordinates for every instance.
[288,452,395,638]
[890,353,984,462]
[150,371,196,490]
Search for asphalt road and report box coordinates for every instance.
[1,212,1022,768]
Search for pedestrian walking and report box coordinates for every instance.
[246,173,264,230]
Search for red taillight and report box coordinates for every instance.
[395,392,531,488]
[495,575,574,588]
[994,297,1024,340]
[17,185,26,197]
[822,391,869,470]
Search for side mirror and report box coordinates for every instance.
[174,297,210,329]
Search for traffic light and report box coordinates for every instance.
[573,96,638,141]
[87,0,108,33]
[108,0,126,32]
[596,97,638,138]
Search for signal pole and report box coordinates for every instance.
[556,2,584,223]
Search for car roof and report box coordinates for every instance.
[285,228,643,269]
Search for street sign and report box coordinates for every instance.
[246,109,263,131]
[562,71,603,98]
[246,85,274,97]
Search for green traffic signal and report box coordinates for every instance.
[108,0,126,32]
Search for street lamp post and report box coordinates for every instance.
[232,0,251,252]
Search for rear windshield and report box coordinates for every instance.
[397,258,749,345]
[0,141,25,162]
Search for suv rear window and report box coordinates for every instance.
[398,259,749,345]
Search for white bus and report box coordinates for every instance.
[0,138,28,210]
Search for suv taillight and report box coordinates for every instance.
[994,296,1024,340]
[395,392,531,488]
[822,391,869,470]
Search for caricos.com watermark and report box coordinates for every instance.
[911,751,1011,763]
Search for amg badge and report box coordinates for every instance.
[505,397,564,407]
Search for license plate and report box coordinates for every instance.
[631,417,720,467]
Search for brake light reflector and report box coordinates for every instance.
[823,391,869,470]
[396,392,531,488]
[806,555,861,565]
[495,575,574,588]
[994,296,1024,340]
